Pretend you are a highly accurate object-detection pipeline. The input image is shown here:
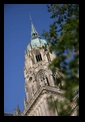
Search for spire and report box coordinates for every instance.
[29,15,39,39]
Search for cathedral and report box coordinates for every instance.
[22,19,63,116]
[4,18,79,116]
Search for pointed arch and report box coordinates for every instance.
[36,69,50,87]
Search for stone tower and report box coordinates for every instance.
[4,17,79,116]
[21,18,65,116]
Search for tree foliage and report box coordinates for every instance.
[42,4,79,116]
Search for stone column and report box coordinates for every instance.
[38,105,42,116]
[38,107,40,116]
[36,107,39,116]
[33,111,36,116]
[43,98,50,116]
[40,102,45,116]
[35,111,37,116]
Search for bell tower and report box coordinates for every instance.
[22,17,64,116]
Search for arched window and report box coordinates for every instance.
[35,50,42,62]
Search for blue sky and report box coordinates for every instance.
[4,4,54,114]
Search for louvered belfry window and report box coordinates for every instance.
[36,50,42,62]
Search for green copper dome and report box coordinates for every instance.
[27,17,47,52]
[27,38,47,52]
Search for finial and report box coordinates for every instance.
[29,13,39,39]
[17,105,20,114]
[29,12,32,23]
